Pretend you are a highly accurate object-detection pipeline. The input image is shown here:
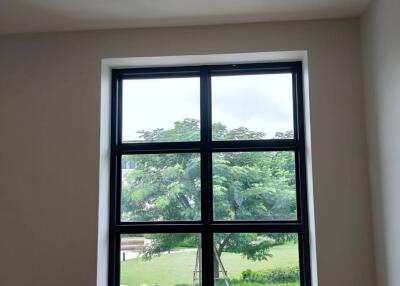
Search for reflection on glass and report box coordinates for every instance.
[120,233,201,286]
[213,233,300,285]
[212,73,294,140]
[121,153,201,222]
[122,77,200,142]
[213,151,297,221]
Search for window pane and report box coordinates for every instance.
[212,73,294,140]
[122,77,200,142]
[121,153,201,222]
[213,233,300,285]
[120,233,201,286]
[213,152,297,221]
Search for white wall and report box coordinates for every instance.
[0,19,375,286]
[362,1,400,285]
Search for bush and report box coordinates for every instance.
[232,281,297,286]
[187,267,300,286]
[215,278,265,286]
[265,267,299,284]
[241,267,300,284]
[241,269,266,283]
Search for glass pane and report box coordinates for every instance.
[213,151,297,221]
[122,77,200,142]
[121,153,201,222]
[212,73,294,140]
[120,233,201,286]
[213,233,300,286]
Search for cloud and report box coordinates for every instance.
[122,73,293,141]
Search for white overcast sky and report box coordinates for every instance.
[122,73,293,142]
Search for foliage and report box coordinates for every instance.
[120,244,299,286]
[265,267,299,284]
[121,118,297,264]
[233,282,297,286]
[241,269,267,283]
[121,152,201,222]
[212,122,266,141]
[241,267,300,284]
[216,278,299,286]
[132,275,300,286]
[141,234,199,260]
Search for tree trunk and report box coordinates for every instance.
[214,233,234,280]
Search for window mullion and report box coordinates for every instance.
[299,230,312,286]
[109,71,120,286]
[200,67,214,286]
[293,63,311,286]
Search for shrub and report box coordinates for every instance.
[241,269,266,283]
[241,266,300,284]
[232,281,297,286]
[231,281,265,286]
[265,267,299,284]
[215,279,265,286]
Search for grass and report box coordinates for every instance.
[120,243,298,286]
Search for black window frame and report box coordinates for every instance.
[109,62,311,286]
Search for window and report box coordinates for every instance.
[109,62,311,286]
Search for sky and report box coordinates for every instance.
[122,73,293,142]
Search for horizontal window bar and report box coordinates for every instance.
[112,223,304,233]
[116,219,301,226]
[212,219,300,224]
[207,62,299,74]
[119,73,201,80]
[210,68,294,77]
[210,63,295,70]
[118,221,203,226]
[114,67,201,78]
[114,62,300,79]
[116,142,201,153]
[211,139,298,151]
[116,140,298,154]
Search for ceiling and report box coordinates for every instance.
[0,0,370,34]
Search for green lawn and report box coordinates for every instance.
[120,243,298,286]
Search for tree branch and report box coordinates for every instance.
[217,233,235,257]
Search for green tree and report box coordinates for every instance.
[121,119,297,277]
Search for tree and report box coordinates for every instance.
[121,119,297,278]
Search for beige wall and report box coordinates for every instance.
[0,18,375,286]
[362,0,400,285]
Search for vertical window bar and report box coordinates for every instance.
[200,68,214,286]
[108,233,117,286]
[291,67,299,142]
[117,73,123,146]
[109,70,119,286]
[115,73,123,224]
[115,234,121,286]
[292,66,303,224]
[294,62,312,286]
[298,230,312,286]
[294,151,302,223]
[116,155,122,224]
[298,231,306,286]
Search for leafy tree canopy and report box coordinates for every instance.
[121,119,297,266]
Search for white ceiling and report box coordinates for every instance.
[0,0,370,34]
